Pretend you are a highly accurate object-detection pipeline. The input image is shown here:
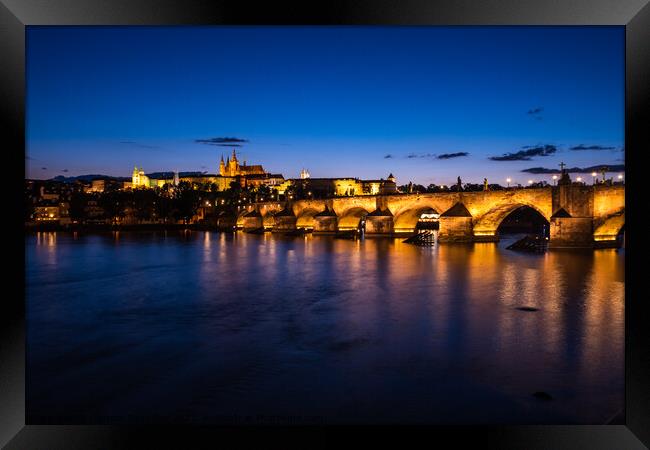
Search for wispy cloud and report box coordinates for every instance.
[521,164,625,174]
[527,107,544,121]
[406,153,435,159]
[384,154,393,159]
[489,144,557,161]
[437,152,469,160]
[195,137,249,146]
[570,144,616,151]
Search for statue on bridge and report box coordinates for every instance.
[483,178,489,191]
[457,176,462,191]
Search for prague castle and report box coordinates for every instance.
[132,148,282,191]
[130,147,397,196]
[219,149,266,177]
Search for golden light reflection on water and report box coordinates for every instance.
[35,231,58,266]
[580,249,625,384]
[27,231,625,423]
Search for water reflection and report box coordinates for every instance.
[26,231,624,424]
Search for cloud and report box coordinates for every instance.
[489,144,557,161]
[195,137,249,145]
[401,151,469,160]
[406,153,435,159]
[384,154,393,159]
[41,167,47,170]
[527,107,543,115]
[437,152,469,160]
[63,169,69,173]
[521,164,625,174]
[570,144,616,151]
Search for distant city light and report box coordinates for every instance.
[618,174,623,179]
[528,180,533,185]
[577,177,582,182]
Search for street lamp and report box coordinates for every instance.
[591,172,597,185]
[618,174,624,183]
[576,176,582,184]
[528,179,533,186]
[506,178,511,188]
[552,175,558,186]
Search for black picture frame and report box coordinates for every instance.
[3,1,649,448]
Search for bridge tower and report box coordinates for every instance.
[549,163,595,248]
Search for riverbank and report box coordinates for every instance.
[24,223,229,233]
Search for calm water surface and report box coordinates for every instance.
[26,231,624,424]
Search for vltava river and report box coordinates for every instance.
[26,231,624,424]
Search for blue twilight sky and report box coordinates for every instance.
[26,26,624,185]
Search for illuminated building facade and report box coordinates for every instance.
[276,173,398,197]
[219,149,266,177]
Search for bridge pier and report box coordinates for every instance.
[365,209,394,236]
[438,216,473,242]
[313,209,338,234]
[242,210,263,231]
[549,216,594,248]
[216,213,236,230]
[437,202,474,242]
[272,208,297,232]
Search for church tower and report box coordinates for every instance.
[228,148,239,176]
[219,154,226,176]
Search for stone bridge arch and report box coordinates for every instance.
[472,201,551,239]
[386,194,457,234]
[235,208,250,228]
[593,208,625,243]
[393,206,442,234]
[338,206,372,231]
[296,207,321,229]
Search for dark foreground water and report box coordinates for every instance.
[26,231,624,424]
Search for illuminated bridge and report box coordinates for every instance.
[231,184,624,248]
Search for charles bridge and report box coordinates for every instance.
[223,184,624,248]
